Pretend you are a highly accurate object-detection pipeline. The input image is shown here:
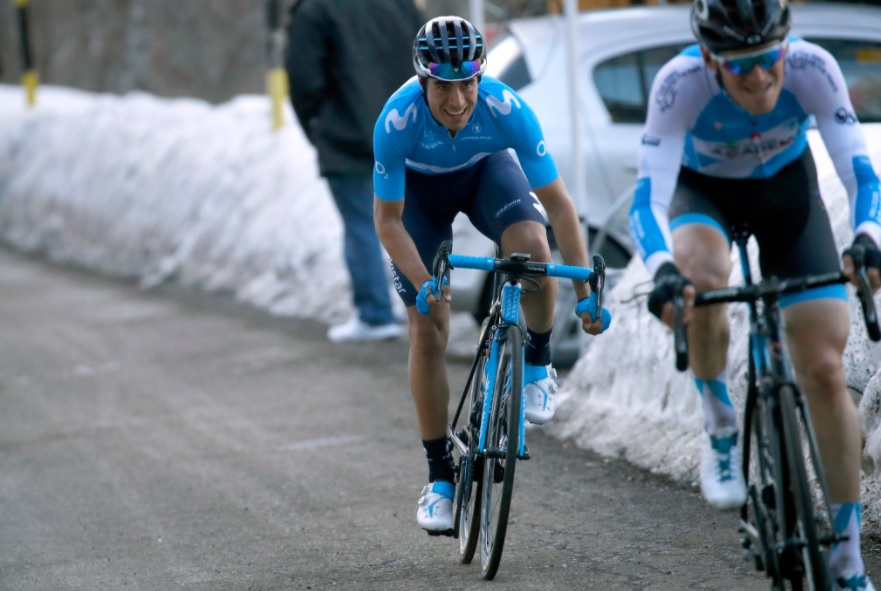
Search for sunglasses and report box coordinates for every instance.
[427,59,483,81]
[711,41,788,75]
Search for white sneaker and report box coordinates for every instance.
[416,481,454,532]
[326,317,401,343]
[834,574,876,591]
[700,427,747,510]
[523,364,558,425]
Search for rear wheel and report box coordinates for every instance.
[479,325,523,580]
[457,336,488,564]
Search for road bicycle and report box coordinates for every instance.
[671,230,880,590]
[429,239,605,580]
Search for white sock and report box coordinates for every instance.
[693,368,737,434]
[829,503,865,578]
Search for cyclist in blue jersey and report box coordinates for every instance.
[373,16,610,534]
[629,0,881,588]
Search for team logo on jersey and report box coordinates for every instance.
[788,50,838,93]
[375,161,388,179]
[384,103,417,133]
[656,66,700,112]
[536,140,548,156]
[641,134,661,147]
[486,89,521,117]
[834,107,857,125]
[472,123,482,133]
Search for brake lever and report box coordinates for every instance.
[431,240,453,303]
[856,268,881,342]
[590,254,606,321]
[673,293,689,371]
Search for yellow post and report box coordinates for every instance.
[267,67,288,132]
[265,0,286,131]
[23,70,39,107]
[14,0,38,108]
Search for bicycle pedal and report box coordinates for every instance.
[426,528,455,538]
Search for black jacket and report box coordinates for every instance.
[286,0,424,176]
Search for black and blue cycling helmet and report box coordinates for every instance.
[691,0,791,53]
[412,16,487,81]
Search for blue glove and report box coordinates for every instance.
[416,277,447,316]
[575,293,612,334]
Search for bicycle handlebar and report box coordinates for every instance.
[430,240,605,318]
[672,266,881,372]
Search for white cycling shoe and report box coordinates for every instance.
[833,574,876,591]
[416,481,454,532]
[700,427,747,510]
[523,364,558,425]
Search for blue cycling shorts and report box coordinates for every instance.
[390,151,547,306]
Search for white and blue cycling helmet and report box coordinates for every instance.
[412,16,487,82]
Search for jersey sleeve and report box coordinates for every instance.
[372,100,417,201]
[789,43,881,244]
[629,57,696,277]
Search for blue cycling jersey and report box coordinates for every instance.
[630,38,881,277]
[372,76,559,201]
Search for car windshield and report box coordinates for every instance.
[485,31,532,92]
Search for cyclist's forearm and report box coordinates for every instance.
[548,210,591,299]
[374,204,431,287]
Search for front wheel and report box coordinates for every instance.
[480,325,523,580]
[778,385,831,590]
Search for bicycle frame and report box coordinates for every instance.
[432,239,603,579]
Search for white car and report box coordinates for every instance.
[450,3,881,367]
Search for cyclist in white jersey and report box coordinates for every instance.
[629,1,881,588]
[373,16,610,534]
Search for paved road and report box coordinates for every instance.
[0,247,878,591]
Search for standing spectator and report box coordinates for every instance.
[286,0,424,342]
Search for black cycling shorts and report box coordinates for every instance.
[390,150,547,306]
[668,147,845,305]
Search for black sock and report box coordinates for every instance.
[422,437,454,483]
[525,328,552,366]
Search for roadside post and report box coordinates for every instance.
[266,0,287,131]
[13,0,37,108]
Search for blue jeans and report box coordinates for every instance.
[326,173,396,326]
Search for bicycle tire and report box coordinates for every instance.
[742,384,781,579]
[480,324,523,580]
[457,341,487,564]
[778,385,830,590]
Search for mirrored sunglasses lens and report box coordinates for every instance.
[721,46,783,74]
[428,60,480,80]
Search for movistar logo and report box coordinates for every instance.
[385,103,417,133]
[486,90,521,117]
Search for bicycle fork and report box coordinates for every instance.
[477,282,528,460]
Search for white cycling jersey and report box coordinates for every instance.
[629,38,881,277]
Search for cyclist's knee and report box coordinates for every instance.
[682,264,729,292]
[500,221,550,261]
[407,314,448,355]
[797,352,846,395]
